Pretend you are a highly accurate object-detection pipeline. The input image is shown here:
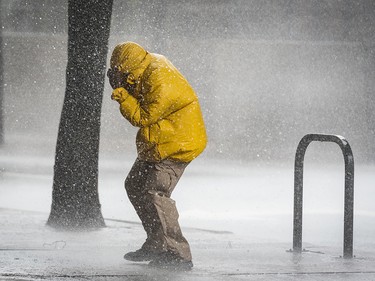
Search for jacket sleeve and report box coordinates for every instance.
[117,82,176,128]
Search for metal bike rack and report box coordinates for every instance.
[292,134,354,258]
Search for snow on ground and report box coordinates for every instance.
[1,156,375,245]
[1,155,375,280]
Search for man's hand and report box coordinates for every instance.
[111,88,129,103]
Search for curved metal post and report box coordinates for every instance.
[293,134,354,258]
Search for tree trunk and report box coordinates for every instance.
[47,0,113,229]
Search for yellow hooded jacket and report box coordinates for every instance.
[111,42,207,162]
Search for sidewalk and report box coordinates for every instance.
[1,154,375,280]
[1,208,375,281]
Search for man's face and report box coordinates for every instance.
[107,67,125,89]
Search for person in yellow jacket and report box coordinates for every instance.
[107,42,207,270]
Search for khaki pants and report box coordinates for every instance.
[125,158,192,261]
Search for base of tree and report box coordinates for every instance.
[46,203,106,230]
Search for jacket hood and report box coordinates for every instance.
[110,41,151,80]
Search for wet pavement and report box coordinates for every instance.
[1,208,375,281]
[1,156,375,280]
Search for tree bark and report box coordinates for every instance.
[47,0,113,229]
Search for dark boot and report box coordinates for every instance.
[124,248,157,262]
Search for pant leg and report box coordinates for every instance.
[148,159,192,261]
[124,158,192,261]
[124,159,156,243]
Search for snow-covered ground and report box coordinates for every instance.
[2,155,375,243]
[1,155,375,280]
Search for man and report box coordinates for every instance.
[107,42,207,270]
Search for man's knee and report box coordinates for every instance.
[146,191,178,217]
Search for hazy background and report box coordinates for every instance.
[1,1,375,259]
[1,0,375,168]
